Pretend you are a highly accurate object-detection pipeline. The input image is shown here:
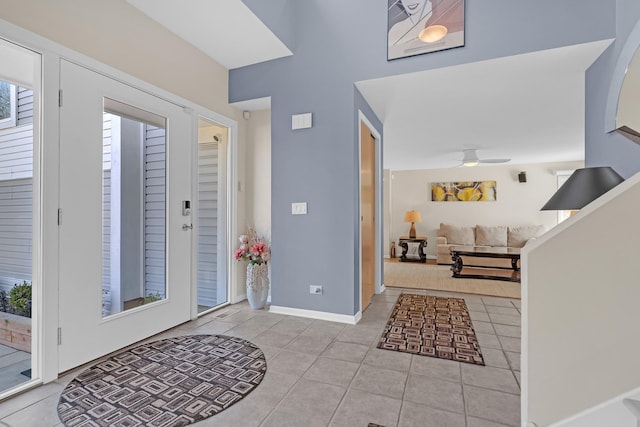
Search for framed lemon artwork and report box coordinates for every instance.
[431,181,496,202]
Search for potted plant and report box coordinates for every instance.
[234,228,271,309]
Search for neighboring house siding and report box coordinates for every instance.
[144,125,165,298]
[102,114,112,315]
[0,88,33,292]
[198,141,219,307]
[16,87,33,126]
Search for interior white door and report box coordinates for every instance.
[58,60,192,372]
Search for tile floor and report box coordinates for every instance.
[0,287,521,427]
[0,344,31,393]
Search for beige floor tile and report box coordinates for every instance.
[480,348,510,370]
[399,401,466,427]
[464,385,520,426]
[331,389,402,427]
[404,374,465,413]
[492,324,520,338]
[267,350,317,377]
[476,332,502,350]
[481,298,515,308]
[336,325,382,346]
[205,398,273,427]
[467,416,514,427]
[304,357,360,387]
[471,320,495,334]
[251,329,298,348]
[469,311,491,322]
[461,364,520,394]
[505,351,521,371]
[488,313,520,327]
[363,347,412,372]
[466,302,487,312]
[256,343,282,360]
[224,322,271,340]
[300,320,346,339]
[485,305,520,316]
[269,317,314,335]
[187,320,238,335]
[276,379,346,423]
[262,408,329,427]
[321,341,369,363]
[1,393,61,427]
[0,381,64,419]
[250,371,299,407]
[498,336,521,353]
[351,364,408,399]
[285,334,333,355]
[410,355,461,383]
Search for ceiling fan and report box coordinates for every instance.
[460,149,511,167]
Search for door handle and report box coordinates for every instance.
[182,224,193,231]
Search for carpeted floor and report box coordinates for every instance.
[384,259,520,299]
[57,335,267,427]
[377,293,484,365]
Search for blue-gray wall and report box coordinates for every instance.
[586,0,640,179]
[231,0,616,316]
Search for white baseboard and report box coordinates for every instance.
[230,293,246,304]
[269,305,362,325]
[378,284,386,294]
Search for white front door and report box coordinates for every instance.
[58,60,192,372]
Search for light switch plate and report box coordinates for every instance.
[291,202,307,215]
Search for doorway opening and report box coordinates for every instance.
[196,117,229,314]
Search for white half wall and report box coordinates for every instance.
[388,161,583,257]
[523,170,640,426]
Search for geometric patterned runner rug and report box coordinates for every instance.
[58,335,267,427]
[377,294,485,366]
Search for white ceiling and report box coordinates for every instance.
[124,2,611,170]
[127,0,292,69]
[357,40,612,171]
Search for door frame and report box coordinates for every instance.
[0,19,238,383]
[189,113,237,318]
[357,110,383,315]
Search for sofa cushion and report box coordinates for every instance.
[508,225,546,248]
[440,223,475,245]
[476,225,508,247]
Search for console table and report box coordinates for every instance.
[398,236,427,263]
[450,246,521,282]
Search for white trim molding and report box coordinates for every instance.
[269,305,362,325]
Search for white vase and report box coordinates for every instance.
[246,263,269,309]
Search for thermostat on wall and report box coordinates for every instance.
[292,113,312,130]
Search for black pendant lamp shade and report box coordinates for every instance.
[541,167,624,211]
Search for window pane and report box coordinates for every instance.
[102,99,166,317]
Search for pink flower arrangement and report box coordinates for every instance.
[234,228,271,265]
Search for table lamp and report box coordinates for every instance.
[404,210,422,238]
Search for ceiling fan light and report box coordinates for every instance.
[419,25,448,43]
[463,160,479,167]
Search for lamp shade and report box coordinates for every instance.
[404,210,422,223]
[541,167,624,211]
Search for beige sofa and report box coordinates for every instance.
[436,223,547,267]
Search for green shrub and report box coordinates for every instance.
[9,281,31,316]
[143,292,162,304]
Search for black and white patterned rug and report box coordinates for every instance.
[58,334,267,427]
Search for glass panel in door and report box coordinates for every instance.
[101,99,167,316]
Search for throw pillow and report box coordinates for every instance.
[507,225,547,248]
[476,225,508,247]
[440,223,475,245]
